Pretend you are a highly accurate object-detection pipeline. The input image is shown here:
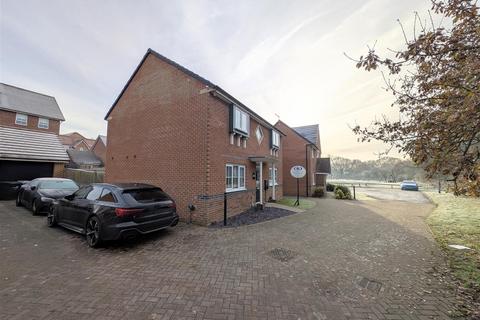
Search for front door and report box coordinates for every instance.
[255,164,260,202]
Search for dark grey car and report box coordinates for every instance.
[48,183,179,247]
[16,178,79,215]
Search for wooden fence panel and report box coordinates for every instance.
[64,168,104,185]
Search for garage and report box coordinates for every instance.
[0,160,54,181]
[0,126,69,183]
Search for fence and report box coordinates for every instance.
[64,168,104,185]
[329,179,438,192]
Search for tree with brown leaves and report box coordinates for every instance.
[351,0,480,196]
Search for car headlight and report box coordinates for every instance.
[40,197,54,203]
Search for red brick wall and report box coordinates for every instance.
[204,103,283,223]
[275,121,319,197]
[0,110,60,134]
[105,54,210,223]
[105,53,282,225]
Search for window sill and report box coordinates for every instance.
[226,188,247,193]
[233,129,249,137]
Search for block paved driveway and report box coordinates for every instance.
[0,192,460,320]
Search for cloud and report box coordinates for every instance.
[0,0,433,159]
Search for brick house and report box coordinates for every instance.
[91,135,107,163]
[59,132,95,151]
[274,120,322,197]
[0,83,69,180]
[104,49,283,225]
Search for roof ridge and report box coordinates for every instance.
[0,82,56,99]
[104,48,279,132]
[292,124,319,129]
[147,48,217,88]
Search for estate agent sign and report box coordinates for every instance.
[290,165,306,179]
[290,165,306,206]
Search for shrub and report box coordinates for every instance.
[312,187,324,197]
[334,185,352,200]
[334,188,345,199]
[326,183,335,192]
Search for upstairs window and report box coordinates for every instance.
[38,118,49,129]
[233,105,249,135]
[271,130,280,148]
[15,113,28,126]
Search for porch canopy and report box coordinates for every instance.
[248,155,278,163]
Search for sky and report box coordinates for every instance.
[0,0,433,160]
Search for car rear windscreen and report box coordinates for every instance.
[124,188,170,203]
[39,180,78,190]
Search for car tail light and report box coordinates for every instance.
[169,202,176,210]
[115,208,144,217]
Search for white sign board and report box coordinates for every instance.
[290,165,306,178]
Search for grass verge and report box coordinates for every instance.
[277,197,316,210]
[425,191,480,292]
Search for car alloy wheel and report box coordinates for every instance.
[47,207,57,227]
[16,193,22,207]
[32,200,39,215]
[86,216,102,248]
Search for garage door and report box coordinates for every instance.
[0,161,53,181]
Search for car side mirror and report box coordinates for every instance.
[65,194,74,201]
[30,186,37,191]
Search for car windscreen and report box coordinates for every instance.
[123,188,170,203]
[39,180,78,190]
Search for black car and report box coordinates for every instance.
[16,178,79,215]
[48,183,179,247]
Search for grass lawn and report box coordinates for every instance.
[426,191,480,291]
[277,197,316,210]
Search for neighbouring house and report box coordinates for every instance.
[104,48,283,225]
[59,132,95,151]
[315,157,331,189]
[91,135,107,163]
[0,83,69,180]
[274,120,324,197]
[66,149,103,170]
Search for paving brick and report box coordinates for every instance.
[0,197,460,319]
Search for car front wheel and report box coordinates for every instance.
[47,207,57,227]
[86,216,102,248]
[16,192,23,207]
[32,199,40,215]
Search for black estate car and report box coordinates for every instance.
[48,183,179,247]
[16,178,79,215]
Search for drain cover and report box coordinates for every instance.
[267,248,297,262]
[358,277,383,293]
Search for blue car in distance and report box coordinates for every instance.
[400,180,419,191]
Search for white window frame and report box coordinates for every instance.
[272,130,280,148]
[15,113,28,126]
[269,167,279,186]
[226,164,246,192]
[38,117,49,129]
[255,126,264,144]
[233,105,249,135]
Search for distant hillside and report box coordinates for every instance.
[330,156,425,182]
